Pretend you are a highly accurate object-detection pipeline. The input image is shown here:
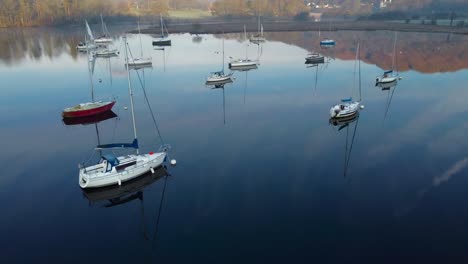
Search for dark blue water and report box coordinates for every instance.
[1,28,468,263]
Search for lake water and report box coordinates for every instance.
[1,27,468,263]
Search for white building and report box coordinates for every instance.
[380,0,392,8]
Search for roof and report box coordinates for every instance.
[102,154,119,167]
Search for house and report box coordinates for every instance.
[380,0,392,8]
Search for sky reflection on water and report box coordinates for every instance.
[0,28,468,263]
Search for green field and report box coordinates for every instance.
[168,9,212,19]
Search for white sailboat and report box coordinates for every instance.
[320,22,336,46]
[79,37,167,189]
[76,20,97,52]
[330,42,363,119]
[127,18,152,68]
[250,15,266,43]
[206,37,232,84]
[376,32,400,85]
[229,25,258,70]
[152,14,171,46]
[94,14,113,44]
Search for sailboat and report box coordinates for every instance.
[330,42,363,119]
[376,32,400,85]
[229,25,258,69]
[206,37,233,84]
[76,20,97,52]
[79,37,168,189]
[94,14,113,44]
[305,52,325,64]
[250,15,266,43]
[63,34,115,118]
[152,14,171,46]
[320,22,336,46]
[127,18,152,68]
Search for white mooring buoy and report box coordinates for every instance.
[150,167,155,174]
[170,159,177,166]
[124,106,128,110]
[360,105,365,110]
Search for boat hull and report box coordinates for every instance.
[152,39,172,46]
[376,76,398,84]
[95,38,113,44]
[62,101,116,118]
[206,76,232,85]
[330,102,360,119]
[79,152,166,189]
[229,61,258,69]
[127,58,153,69]
[305,57,325,64]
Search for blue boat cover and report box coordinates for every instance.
[384,70,393,74]
[102,154,119,167]
[96,139,139,150]
[341,97,352,103]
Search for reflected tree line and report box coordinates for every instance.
[1,27,468,73]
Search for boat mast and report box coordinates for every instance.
[222,36,225,73]
[160,14,164,37]
[100,13,105,36]
[85,33,94,102]
[358,42,362,102]
[138,17,143,57]
[124,36,139,154]
[244,25,248,59]
[392,32,397,72]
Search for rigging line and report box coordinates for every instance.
[127,43,165,146]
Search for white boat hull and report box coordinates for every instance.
[79,152,166,189]
[95,38,113,44]
[229,60,258,69]
[206,75,232,84]
[94,49,119,57]
[376,76,398,84]
[127,58,152,68]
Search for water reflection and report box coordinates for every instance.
[330,113,360,178]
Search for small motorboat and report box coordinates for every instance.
[376,70,398,85]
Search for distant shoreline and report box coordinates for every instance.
[136,20,468,35]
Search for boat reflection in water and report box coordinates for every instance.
[206,79,233,125]
[82,165,169,207]
[62,110,117,126]
[377,80,399,121]
[330,113,360,178]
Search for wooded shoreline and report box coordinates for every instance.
[136,20,468,35]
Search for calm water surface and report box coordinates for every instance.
[1,27,468,263]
